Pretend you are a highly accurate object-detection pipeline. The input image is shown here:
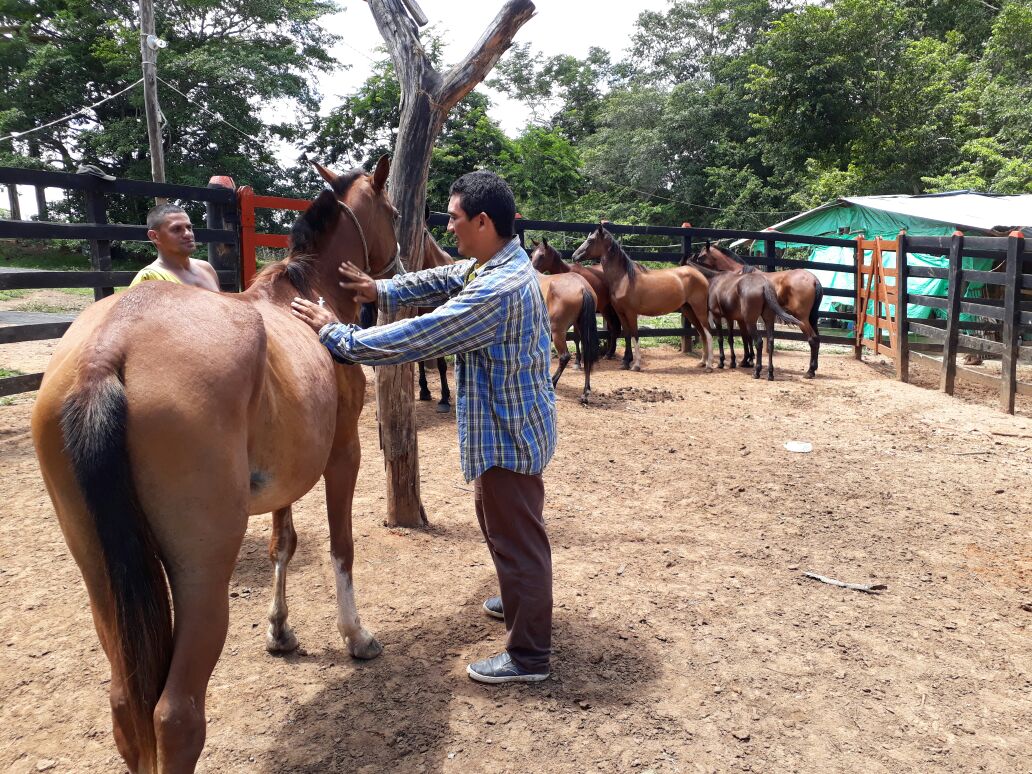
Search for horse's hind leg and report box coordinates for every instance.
[266,506,299,653]
[767,315,777,381]
[799,319,819,378]
[325,438,382,660]
[740,321,754,367]
[436,357,451,412]
[418,361,431,401]
[715,318,725,368]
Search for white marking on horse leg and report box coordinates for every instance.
[333,557,382,659]
[632,337,642,371]
[265,554,298,653]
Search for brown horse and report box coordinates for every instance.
[536,270,600,401]
[530,237,621,360]
[31,157,399,772]
[691,242,824,378]
[571,225,712,372]
[691,260,801,380]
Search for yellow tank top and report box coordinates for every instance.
[129,266,183,288]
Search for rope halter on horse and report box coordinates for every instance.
[338,201,405,280]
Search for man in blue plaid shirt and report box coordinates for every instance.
[291,171,557,684]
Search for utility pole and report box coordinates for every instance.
[140,0,166,192]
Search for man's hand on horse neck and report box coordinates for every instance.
[290,298,339,333]
[339,261,377,304]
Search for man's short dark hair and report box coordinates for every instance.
[449,171,516,238]
[147,203,187,231]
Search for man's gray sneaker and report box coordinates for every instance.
[467,651,549,684]
[482,595,504,620]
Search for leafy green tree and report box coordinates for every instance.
[0,0,338,220]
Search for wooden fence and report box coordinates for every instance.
[4,167,863,398]
[891,230,1027,412]
[0,167,240,397]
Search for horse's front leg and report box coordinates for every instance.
[715,318,725,368]
[266,506,299,653]
[324,436,382,660]
[418,360,432,401]
[619,312,634,370]
[436,357,451,412]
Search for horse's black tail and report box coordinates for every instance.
[578,288,600,365]
[761,279,801,326]
[808,279,823,333]
[60,368,172,769]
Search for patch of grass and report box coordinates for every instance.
[0,289,30,300]
[0,367,25,378]
[0,240,143,271]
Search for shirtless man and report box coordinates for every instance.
[129,203,221,291]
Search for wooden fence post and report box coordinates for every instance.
[764,237,776,273]
[206,175,240,292]
[896,230,910,383]
[680,222,694,353]
[84,185,113,300]
[999,231,1024,414]
[237,186,257,290]
[939,230,965,395]
[854,235,864,360]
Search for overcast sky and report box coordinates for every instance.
[312,0,671,136]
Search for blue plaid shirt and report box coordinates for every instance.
[318,237,557,482]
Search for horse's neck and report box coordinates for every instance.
[422,231,453,269]
[550,253,571,273]
[246,262,360,323]
[603,245,633,283]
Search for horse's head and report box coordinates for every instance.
[571,225,613,265]
[529,237,562,272]
[311,155,400,278]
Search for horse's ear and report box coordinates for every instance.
[311,160,339,186]
[530,238,538,247]
[372,154,390,192]
[542,237,549,246]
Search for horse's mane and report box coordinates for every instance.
[253,168,366,295]
[713,243,748,266]
[604,229,640,286]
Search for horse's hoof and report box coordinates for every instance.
[436,402,451,413]
[805,372,815,379]
[753,372,760,379]
[265,625,299,654]
[631,364,641,372]
[620,362,630,370]
[418,392,432,402]
[347,631,383,660]
[705,367,713,373]
[767,374,774,382]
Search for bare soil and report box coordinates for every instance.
[2,343,1031,774]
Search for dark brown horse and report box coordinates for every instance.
[691,260,801,380]
[32,157,399,772]
[537,270,600,401]
[416,226,454,411]
[691,242,824,378]
[572,225,712,372]
[530,237,621,359]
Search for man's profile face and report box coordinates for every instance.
[148,211,195,259]
[447,194,488,259]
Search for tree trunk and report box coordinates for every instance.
[365,0,535,527]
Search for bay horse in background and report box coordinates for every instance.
[571,225,712,372]
[536,270,601,402]
[691,242,824,378]
[690,260,801,380]
[32,157,399,772]
[530,237,621,360]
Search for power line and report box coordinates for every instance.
[156,76,265,145]
[598,175,802,218]
[0,79,144,144]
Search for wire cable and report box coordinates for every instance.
[0,79,144,144]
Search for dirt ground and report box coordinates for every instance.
[1,340,1031,774]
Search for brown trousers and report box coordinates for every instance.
[474,466,552,673]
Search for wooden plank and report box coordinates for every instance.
[85,188,114,301]
[910,294,948,311]
[0,372,43,397]
[255,234,291,249]
[940,233,964,395]
[0,321,73,344]
[1000,234,1023,414]
[907,266,948,280]
[897,232,910,382]
[0,166,236,203]
[912,350,1032,396]
[909,322,1004,355]
[957,300,1007,322]
[0,220,235,243]
[907,321,946,342]
[0,269,237,290]
[251,194,310,211]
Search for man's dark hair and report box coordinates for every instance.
[449,171,516,238]
[147,203,187,231]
